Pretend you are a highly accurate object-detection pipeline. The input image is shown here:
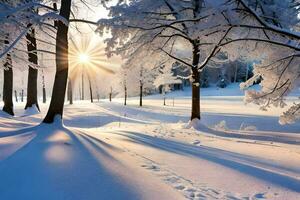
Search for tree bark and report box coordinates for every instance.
[234,61,238,83]
[67,78,73,104]
[124,85,127,106]
[14,90,18,102]
[42,86,46,103]
[79,84,81,101]
[109,87,112,102]
[2,56,14,116]
[43,0,71,123]
[88,76,93,103]
[42,71,46,103]
[81,69,84,100]
[21,89,24,102]
[25,26,40,111]
[139,82,143,107]
[162,86,166,106]
[191,41,201,120]
[2,67,14,116]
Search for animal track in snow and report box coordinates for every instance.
[138,157,252,200]
[122,140,269,200]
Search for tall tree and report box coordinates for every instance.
[97,0,221,120]
[139,67,143,107]
[81,69,84,100]
[136,66,156,107]
[109,86,112,102]
[123,72,127,106]
[154,65,182,106]
[2,38,14,116]
[67,78,73,105]
[25,26,40,111]
[41,70,46,103]
[43,0,72,123]
[87,74,93,103]
[98,0,299,122]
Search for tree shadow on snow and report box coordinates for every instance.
[0,124,142,200]
[201,112,300,134]
[63,111,148,128]
[192,122,300,145]
[115,131,300,193]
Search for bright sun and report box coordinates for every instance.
[69,36,118,75]
[78,53,90,63]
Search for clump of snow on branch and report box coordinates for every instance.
[279,102,300,125]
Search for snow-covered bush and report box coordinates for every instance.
[239,123,257,131]
[213,120,229,131]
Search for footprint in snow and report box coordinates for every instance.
[135,149,245,200]
[174,185,185,190]
[141,164,160,171]
[184,188,196,198]
[253,192,267,199]
[192,140,201,145]
[164,176,180,183]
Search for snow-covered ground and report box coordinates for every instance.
[0,85,300,200]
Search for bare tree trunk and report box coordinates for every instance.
[42,86,46,103]
[109,86,112,102]
[191,41,201,120]
[25,26,40,111]
[14,90,18,102]
[3,66,14,115]
[139,82,143,107]
[21,89,24,102]
[42,70,46,103]
[234,61,238,83]
[68,78,73,105]
[88,76,93,103]
[163,87,166,106]
[2,39,14,116]
[124,85,127,106]
[43,0,71,123]
[81,69,84,100]
[79,84,81,101]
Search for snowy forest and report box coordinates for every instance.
[0,0,299,199]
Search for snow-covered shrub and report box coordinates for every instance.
[213,120,229,131]
[239,123,257,131]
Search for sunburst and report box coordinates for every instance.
[78,53,90,63]
[68,35,120,100]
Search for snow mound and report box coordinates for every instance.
[184,119,207,130]
[213,120,229,131]
[22,104,40,116]
[240,123,257,131]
